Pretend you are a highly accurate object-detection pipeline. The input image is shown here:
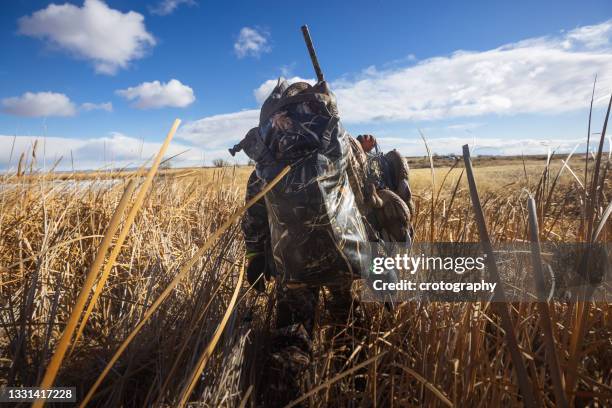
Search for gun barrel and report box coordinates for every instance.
[301,25,324,82]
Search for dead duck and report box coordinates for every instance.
[365,183,413,243]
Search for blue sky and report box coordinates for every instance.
[1,0,611,169]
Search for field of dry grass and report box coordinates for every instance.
[0,141,610,406]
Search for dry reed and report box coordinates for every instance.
[0,113,610,407]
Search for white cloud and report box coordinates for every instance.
[2,93,113,117]
[564,20,612,50]
[81,102,113,112]
[175,20,612,155]
[18,0,155,75]
[0,133,211,170]
[332,21,612,123]
[177,110,259,149]
[234,27,271,58]
[253,76,316,104]
[446,122,484,131]
[375,135,604,157]
[116,79,195,109]
[150,0,196,15]
[2,92,76,117]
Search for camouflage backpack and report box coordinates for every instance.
[233,79,371,287]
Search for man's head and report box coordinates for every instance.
[357,134,377,153]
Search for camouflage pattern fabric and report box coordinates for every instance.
[346,136,369,216]
[264,282,354,406]
[254,80,370,287]
[265,322,312,406]
[365,151,393,190]
[242,170,269,257]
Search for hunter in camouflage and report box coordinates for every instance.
[235,78,414,405]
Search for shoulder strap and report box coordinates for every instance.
[320,116,339,151]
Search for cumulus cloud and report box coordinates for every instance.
[375,135,609,157]
[234,27,271,58]
[1,92,76,117]
[177,110,259,149]
[150,0,196,15]
[81,102,113,112]
[253,76,316,104]
[18,0,155,75]
[0,133,211,171]
[563,20,612,50]
[332,20,612,123]
[116,79,195,109]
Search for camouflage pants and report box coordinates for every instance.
[275,280,353,333]
[266,281,353,406]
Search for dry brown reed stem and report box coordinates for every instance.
[588,92,612,241]
[583,75,597,236]
[284,351,388,408]
[238,385,254,408]
[594,200,612,241]
[462,144,537,408]
[392,363,453,407]
[32,179,137,406]
[16,152,25,177]
[527,197,568,408]
[543,145,578,218]
[420,130,436,242]
[80,165,291,407]
[439,169,463,238]
[177,262,245,407]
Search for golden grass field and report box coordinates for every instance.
[0,146,610,406]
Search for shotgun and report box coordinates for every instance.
[301,25,325,82]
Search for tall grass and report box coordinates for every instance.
[0,123,610,406]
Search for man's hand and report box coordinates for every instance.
[357,134,377,153]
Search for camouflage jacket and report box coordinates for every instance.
[242,170,269,257]
[242,135,389,257]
